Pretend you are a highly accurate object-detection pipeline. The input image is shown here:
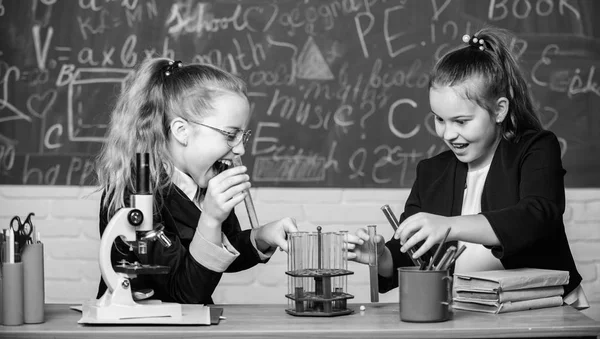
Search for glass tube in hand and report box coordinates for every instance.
[232,155,259,229]
[367,225,379,302]
[381,204,423,267]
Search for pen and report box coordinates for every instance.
[441,243,466,270]
[380,205,423,267]
[7,226,15,263]
[2,229,7,263]
[433,245,456,271]
[426,227,451,270]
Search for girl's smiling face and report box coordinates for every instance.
[172,92,250,188]
[429,83,505,171]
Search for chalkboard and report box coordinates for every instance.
[1,0,599,187]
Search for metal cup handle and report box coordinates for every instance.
[440,275,453,307]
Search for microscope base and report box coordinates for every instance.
[79,299,183,323]
[78,300,214,325]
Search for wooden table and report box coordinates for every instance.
[0,303,599,338]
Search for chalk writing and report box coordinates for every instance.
[0,144,15,174]
[166,3,278,36]
[20,154,95,185]
[568,66,600,98]
[77,8,114,40]
[531,44,600,98]
[253,156,326,182]
[0,0,597,187]
[0,64,31,125]
[32,25,53,70]
[487,0,581,21]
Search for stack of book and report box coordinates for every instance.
[453,268,569,314]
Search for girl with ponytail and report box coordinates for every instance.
[346,27,587,308]
[95,58,297,304]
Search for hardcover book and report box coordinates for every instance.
[453,295,564,314]
[455,285,564,303]
[453,268,569,292]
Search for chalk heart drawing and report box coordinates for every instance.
[26,89,57,119]
[538,106,559,130]
[249,5,277,32]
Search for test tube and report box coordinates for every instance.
[337,230,349,310]
[341,230,349,287]
[315,227,323,297]
[304,231,318,311]
[288,232,307,313]
[321,231,334,313]
[367,225,379,302]
[332,231,342,291]
[287,232,292,311]
[232,155,259,229]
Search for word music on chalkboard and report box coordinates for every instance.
[0,0,598,187]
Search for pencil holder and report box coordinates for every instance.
[22,243,45,324]
[2,262,24,326]
[0,234,3,322]
[398,267,452,322]
[0,263,3,322]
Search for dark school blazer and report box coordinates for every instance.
[380,129,582,295]
[96,185,267,304]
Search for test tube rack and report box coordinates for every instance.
[285,227,354,317]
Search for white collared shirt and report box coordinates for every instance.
[454,164,504,273]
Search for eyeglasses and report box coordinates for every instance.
[189,121,251,148]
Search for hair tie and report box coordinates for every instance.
[164,60,183,76]
[462,34,486,51]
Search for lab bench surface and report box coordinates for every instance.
[0,303,599,339]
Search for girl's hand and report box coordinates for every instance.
[345,228,386,265]
[255,217,299,252]
[202,166,250,227]
[394,212,451,259]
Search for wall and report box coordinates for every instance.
[0,186,598,320]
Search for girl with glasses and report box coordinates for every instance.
[95,58,298,304]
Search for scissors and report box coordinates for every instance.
[10,212,35,248]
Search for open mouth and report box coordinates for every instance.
[450,143,469,150]
[211,159,233,174]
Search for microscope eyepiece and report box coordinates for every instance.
[136,153,150,194]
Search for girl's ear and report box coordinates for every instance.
[169,118,189,147]
[494,97,509,124]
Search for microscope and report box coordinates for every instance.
[80,153,183,323]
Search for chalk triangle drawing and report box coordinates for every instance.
[296,36,334,80]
